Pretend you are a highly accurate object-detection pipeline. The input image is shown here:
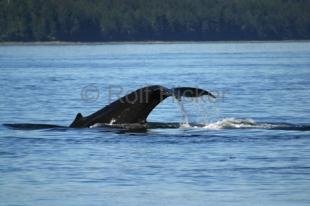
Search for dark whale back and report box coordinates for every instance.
[70,85,170,128]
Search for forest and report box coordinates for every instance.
[0,0,309,42]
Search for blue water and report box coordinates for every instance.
[0,42,310,206]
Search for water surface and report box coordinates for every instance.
[0,42,310,206]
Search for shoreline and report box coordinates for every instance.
[0,39,309,46]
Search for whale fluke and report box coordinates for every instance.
[70,85,215,128]
[171,87,216,99]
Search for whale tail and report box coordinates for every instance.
[70,85,215,128]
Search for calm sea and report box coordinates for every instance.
[0,42,310,206]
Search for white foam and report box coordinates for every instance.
[203,118,258,130]
[89,123,105,128]
[202,118,279,130]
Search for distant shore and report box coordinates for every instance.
[2,0,309,44]
[1,40,309,45]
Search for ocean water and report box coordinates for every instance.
[0,42,310,206]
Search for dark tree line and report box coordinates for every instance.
[0,0,309,42]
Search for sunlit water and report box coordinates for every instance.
[0,42,310,206]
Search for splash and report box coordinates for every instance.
[175,97,190,127]
[172,95,272,130]
[174,95,220,128]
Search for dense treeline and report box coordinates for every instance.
[0,0,309,42]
